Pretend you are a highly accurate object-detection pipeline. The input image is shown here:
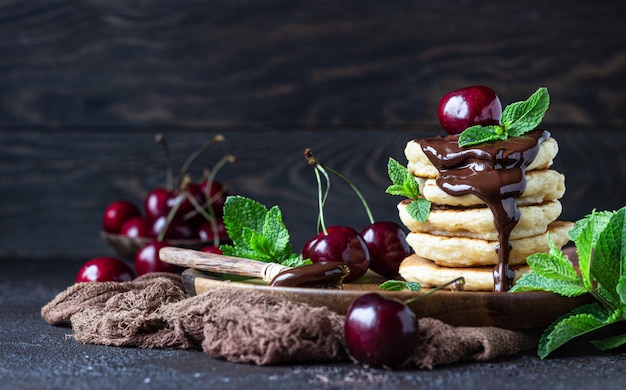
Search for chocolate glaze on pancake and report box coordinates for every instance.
[419,129,550,291]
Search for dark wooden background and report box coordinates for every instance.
[1,0,625,261]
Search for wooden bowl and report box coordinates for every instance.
[182,268,594,330]
[101,231,218,259]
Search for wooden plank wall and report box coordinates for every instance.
[1,0,625,260]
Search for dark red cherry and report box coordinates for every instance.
[103,200,141,234]
[301,226,344,259]
[134,241,180,275]
[201,245,224,254]
[437,85,502,135]
[307,226,370,283]
[197,218,228,242]
[76,256,135,282]
[151,216,197,240]
[144,187,171,221]
[167,183,206,220]
[344,293,419,367]
[361,221,411,279]
[120,216,151,239]
[200,180,228,214]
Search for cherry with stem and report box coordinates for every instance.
[305,148,411,279]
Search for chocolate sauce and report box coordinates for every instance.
[269,262,349,288]
[419,129,550,291]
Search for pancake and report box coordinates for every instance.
[399,254,531,291]
[405,136,559,179]
[404,221,573,267]
[399,200,563,241]
[416,169,565,207]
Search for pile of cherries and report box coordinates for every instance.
[77,134,232,283]
[342,85,498,367]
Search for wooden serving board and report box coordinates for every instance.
[182,268,593,330]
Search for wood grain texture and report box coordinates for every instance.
[1,127,624,259]
[0,0,624,128]
[0,1,624,260]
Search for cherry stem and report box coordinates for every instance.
[176,134,225,187]
[304,148,375,224]
[156,176,190,242]
[183,154,236,220]
[187,194,220,247]
[404,276,465,305]
[155,133,174,191]
[205,154,237,192]
[322,165,375,224]
[305,148,331,235]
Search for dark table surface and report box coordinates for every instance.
[2,257,626,390]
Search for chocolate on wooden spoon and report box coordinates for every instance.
[159,246,349,289]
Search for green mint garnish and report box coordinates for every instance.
[220,195,309,267]
[510,206,626,359]
[458,87,550,147]
[385,157,431,222]
[379,280,421,292]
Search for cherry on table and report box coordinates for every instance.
[344,293,419,368]
[197,218,228,243]
[151,215,197,240]
[76,256,135,283]
[144,187,171,221]
[167,182,206,219]
[307,226,370,283]
[103,200,141,234]
[437,85,502,135]
[360,221,411,279]
[120,216,151,239]
[134,241,180,276]
[201,245,223,254]
[200,180,228,214]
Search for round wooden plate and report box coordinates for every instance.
[181,268,593,330]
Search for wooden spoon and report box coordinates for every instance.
[159,246,349,288]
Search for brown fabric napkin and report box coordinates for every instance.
[41,273,538,369]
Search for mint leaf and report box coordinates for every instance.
[222,196,268,249]
[458,125,507,147]
[379,280,421,292]
[262,206,292,260]
[406,198,431,223]
[617,276,626,306]
[509,272,587,297]
[525,247,579,283]
[386,158,430,222]
[386,158,420,199]
[220,195,302,267]
[568,209,614,289]
[592,333,626,351]
[241,227,275,261]
[538,303,614,359]
[501,87,550,136]
[590,207,626,305]
[280,255,312,268]
[457,87,550,147]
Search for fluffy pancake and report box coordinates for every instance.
[404,221,573,267]
[399,254,531,291]
[399,200,563,241]
[416,169,565,207]
[405,136,559,179]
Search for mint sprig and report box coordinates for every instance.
[510,206,626,358]
[379,280,421,292]
[220,195,309,267]
[385,157,431,222]
[458,87,550,147]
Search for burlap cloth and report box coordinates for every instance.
[41,273,538,369]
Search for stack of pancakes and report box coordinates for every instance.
[397,134,573,291]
